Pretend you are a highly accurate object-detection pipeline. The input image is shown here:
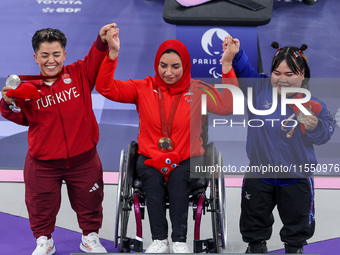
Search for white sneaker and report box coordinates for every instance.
[172,242,190,253]
[32,236,56,255]
[145,239,170,253]
[80,232,107,253]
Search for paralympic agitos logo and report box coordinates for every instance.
[193,28,229,78]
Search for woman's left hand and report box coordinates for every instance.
[304,115,319,131]
[106,27,120,60]
[99,23,117,43]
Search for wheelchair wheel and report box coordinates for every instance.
[120,142,138,251]
[209,151,227,253]
[205,144,219,253]
[114,142,138,252]
[210,175,218,253]
[120,165,133,244]
[216,152,227,249]
[114,149,126,248]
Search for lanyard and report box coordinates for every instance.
[158,88,181,138]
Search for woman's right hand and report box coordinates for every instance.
[99,23,117,43]
[221,35,240,74]
[221,36,240,64]
[106,27,120,60]
[1,87,14,104]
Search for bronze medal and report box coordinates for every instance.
[158,137,174,152]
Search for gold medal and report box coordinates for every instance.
[158,137,174,152]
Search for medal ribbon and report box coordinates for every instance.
[158,88,181,138]
[16,74,61,81]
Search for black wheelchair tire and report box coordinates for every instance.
[119,143,137,251]
[217,152,227,249]
[114,149,126,248]
[210,174,220,253]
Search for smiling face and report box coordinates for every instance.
[33,41,66,81]
[271,60,305,96]
[158,52,183,85]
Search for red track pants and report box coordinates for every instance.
[24,147,104,238]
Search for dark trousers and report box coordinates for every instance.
[24,147,104,238]
[240,175,315,247]
[136,155,203,242]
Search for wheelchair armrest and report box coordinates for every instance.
[190,177,208,196]
[204,142,216,167]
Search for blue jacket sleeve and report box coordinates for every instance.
[233,49,267,78]
[305,98,335,145]
[232,49,269,95]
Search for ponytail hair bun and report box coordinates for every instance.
[300,43,308,52]
[271,41,280,49]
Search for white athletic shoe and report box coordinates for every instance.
[80,232,107,253]
[172,242,190,253]
[32,236,56,255]
[145,239,170,253]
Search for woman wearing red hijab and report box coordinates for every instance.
[96,27,237,253]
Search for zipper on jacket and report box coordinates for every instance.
[51,86,70,168]
[273,101,283,185]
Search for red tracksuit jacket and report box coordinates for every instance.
[96,56,237,161]
[0,36,108,161]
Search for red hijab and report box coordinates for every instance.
[154,39,191,95]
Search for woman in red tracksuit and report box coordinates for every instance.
[95,27,238,253]
[0,24,117,255]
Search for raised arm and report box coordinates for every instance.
[105,26,120,61]
[222,35,264,78]
[221,35,240,75]
[95,26,139,104]
[194,38,240,116]
[76,23,118,90]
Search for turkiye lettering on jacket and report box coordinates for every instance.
[36,87,80,109]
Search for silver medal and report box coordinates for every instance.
[5,74,22,113]
[6,74,21,89]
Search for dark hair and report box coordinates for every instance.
[161,48,180,57]
[32,28,67,53]
[270,41,310,88]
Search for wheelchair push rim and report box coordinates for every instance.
[120,142,137,246]
[217,152,227,249]
[114,149,126,248]
[210,151,227,252]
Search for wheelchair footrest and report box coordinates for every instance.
[193,238,215,253]
[120,237,143,253]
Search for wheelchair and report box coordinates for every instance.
[114,141,227,253]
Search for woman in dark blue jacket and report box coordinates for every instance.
[221,36,335,254]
